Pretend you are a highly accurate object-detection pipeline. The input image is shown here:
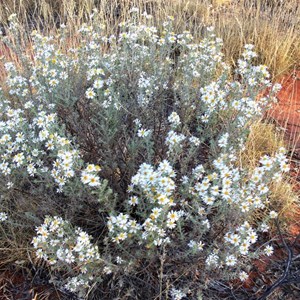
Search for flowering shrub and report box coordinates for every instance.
[0,12,290,299]
[32,216,102,295]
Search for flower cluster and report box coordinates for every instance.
[0,90,104,193]
[32,216,102,294]
[0,212,8,222]
[182,146,290,278]
[81,164,101,187]
[168,112,181,128]
[165,130,185,152]
[170,287,187,300]
[109,160,184,247]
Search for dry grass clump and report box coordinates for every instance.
[212,0,300,79]
[241,120,299,234]
[241,120,285,169]
[269,179,298,219]
[264,177,300,238]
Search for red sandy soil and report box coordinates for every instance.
[268,71,300,158]
[268,70,300,235]
[243,71,300,293]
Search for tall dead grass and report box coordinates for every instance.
[240,121,299,225]
[0,0,299,78]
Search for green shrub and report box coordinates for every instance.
[0,12,289,299]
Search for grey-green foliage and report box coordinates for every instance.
[0,14,286,300]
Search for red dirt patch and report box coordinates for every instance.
[285,203,300,238]
[268,70,300,239]
[269,70,300,239]
[242,72,300,295]
[268,71,300,157]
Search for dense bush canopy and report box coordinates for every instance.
[0,12,291,299]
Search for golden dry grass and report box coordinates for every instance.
[241,121,299,232]
[240,121,300,227]
[269,179,298,218]
[241,121,286,169]
[0,0,299,78]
